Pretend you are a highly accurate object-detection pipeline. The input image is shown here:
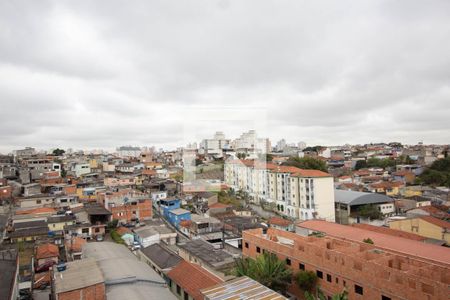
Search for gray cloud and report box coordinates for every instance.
[0,0,449,153]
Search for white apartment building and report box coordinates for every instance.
[231,130,271,154]
[116,146,142,158]
[200,132,230,156]
[225,159,335,222]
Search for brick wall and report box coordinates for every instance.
[111,200,152,223]
[243,228,449,300]
[57,283,105,300]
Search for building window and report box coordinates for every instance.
[355,285,363,295]
[256,247,261,253]
[327,274,332,282]
[286,258,291,266]
[299,263,305,270]
[316,270,323,279]
[335,278,339,284]
[381,296,391,300]
[245,242,249,249]
[176,285,181,295]
[184,291,189,300]
[168,280,172,288]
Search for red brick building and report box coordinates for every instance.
[243,226,449,300]
[0,185,12,200]
[54,258,105,300]
[111,199,152,223]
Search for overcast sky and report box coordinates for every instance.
[1,0,449,153]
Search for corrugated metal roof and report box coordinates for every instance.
[335,189,393,206]
[201,276,287,300]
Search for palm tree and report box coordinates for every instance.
[234,252,292,291]
[304,288,348,300]
[295,271,317,292]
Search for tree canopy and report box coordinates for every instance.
[295,270,317,292]
[52,148,65,156]
[419,157,450,187]
[282,156,327,172]
[234,252,292,292]
[356,204,383,220]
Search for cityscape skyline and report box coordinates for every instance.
[0,128,445,155]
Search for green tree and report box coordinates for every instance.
[356,204,383,220]
[295,270,317,292]
[283,156,327,172]
[234,252,292,292]
[354,160,367,170]
[366,158,396,169]
[258,154,274,162]
[305,288,348,300]
[52,148,65,156]
[363,238,374,244]
[419,157,450,187]
[237,153,248,159]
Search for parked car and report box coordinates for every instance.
[96,235,104,242]
[131,241,141,250]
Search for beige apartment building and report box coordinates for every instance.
[225,159,335,221]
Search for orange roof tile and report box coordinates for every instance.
[351,223,425,241]
[420,216,450,230]
[16,207,57,215]
[412,205,450,219]
[393,170,414,176]
[297,220,450,264]
[167,261,223,300]
[208,202,232,209]
[292,169,331,177]
[180,220,192,228]
[116,226,132,236]
[353,170,370,176]
[65,237,86,253]
[268,217,292,227]
[272,165,303,174]
[36,243,59,260]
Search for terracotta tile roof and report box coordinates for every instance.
[16,207,56,215]
[33,271,51,289]
[116,226,132,236]
[353,170,370,176]
[272,166,303,174]
[179,220,192,228]
[268,217,292,227]
[65,237,86,253]
[393,170,414,176]
[370,181,404,189]
[167,260,223,300]
[143,169,157,176]
[297,220,450,264]
[420,216,450,230]
[339,175,351,180]
[352,223,426,241]
[227,159,278,170]
[291,169,331,177]
[208,202,232,209]
[36,243,59,260]
[411,205,450,219]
